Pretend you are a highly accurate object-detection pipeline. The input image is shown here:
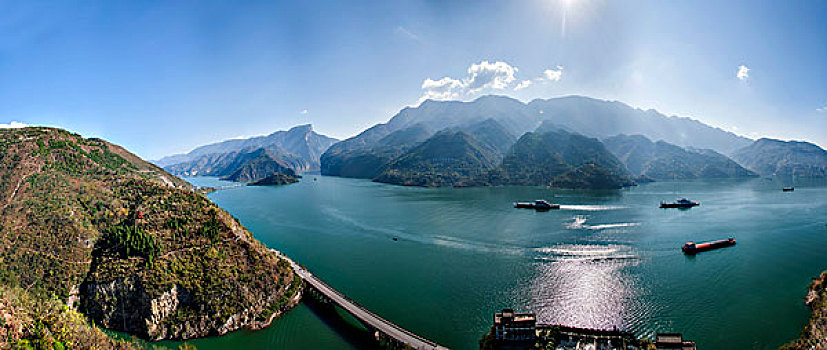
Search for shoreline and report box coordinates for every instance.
[782,271,827,350]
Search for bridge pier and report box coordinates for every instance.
[374,329,418,350]
[305,284,334,305]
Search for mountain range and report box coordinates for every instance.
[165,147,298,182]
[732,138,827,178]
[158,124,336,181]
[319,95,762,188]
[603,134,757,180]
[321,95,750,174]
[158,95,827,187]
[371,124,634,189]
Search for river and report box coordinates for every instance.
[152,176,827,349]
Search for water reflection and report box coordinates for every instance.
[528,244,645,332]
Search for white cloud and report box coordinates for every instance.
[542,66,564,81]
[0,121,28,129]
[465,61,518,92]
[816,106,827,113]
[419,77,464,102]
[300,109,308,114]
[421,77,464,90]
[418,61,564,103]
[736,65,750,80]
[514,80,533,91]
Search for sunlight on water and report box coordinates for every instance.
[529,244,644,330]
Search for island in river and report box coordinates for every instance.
[248,173,300,186]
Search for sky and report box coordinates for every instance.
[0,0,825,160]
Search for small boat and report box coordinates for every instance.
[514,199,561,210]
[660,198,700,209]
[682,238,736,254]
[392,237,398,241]
[782,187,794,192]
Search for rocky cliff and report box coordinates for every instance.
[782,271,827,350]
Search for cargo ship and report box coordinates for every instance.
[660,198,700,209]
[682,238,736,254]
[514,199,560,210]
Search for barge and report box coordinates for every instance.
[682,238,736,254]
[660,198,700,209]
[514,200,560,210]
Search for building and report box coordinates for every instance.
[655,333,696,350]
[493,309,537,341]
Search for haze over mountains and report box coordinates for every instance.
[158,124,337,181]
[603,134,757,180]
[733,138,827,178]
[321,95,749,160]
[319,95,762,188]
[158,95,827,187]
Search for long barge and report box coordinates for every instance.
[682,238,736,254]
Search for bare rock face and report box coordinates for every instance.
[81,273,302,340]
[783,271,827,350]
[147,285,181,337]
[80,277,149,335]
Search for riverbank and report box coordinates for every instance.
[782,271,827,350]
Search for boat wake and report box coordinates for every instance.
[566,215,640,231]
[559,204,628,211]
[566,216,589,229]
[587,223,641,230]
[321,206,524,254]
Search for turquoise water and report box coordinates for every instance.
[167,176,827,349]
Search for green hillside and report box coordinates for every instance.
[373,131,500,187]
[489,130,633,189]
[0,127,300,343]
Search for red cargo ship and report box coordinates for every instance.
[682,238,736,254]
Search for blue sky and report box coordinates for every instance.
[1,0,825,159]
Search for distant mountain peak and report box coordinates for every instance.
[286,124,313,133]
[157,123,338,177]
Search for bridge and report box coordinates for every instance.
[274,250,449,349]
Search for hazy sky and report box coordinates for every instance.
[1,0,825,159]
